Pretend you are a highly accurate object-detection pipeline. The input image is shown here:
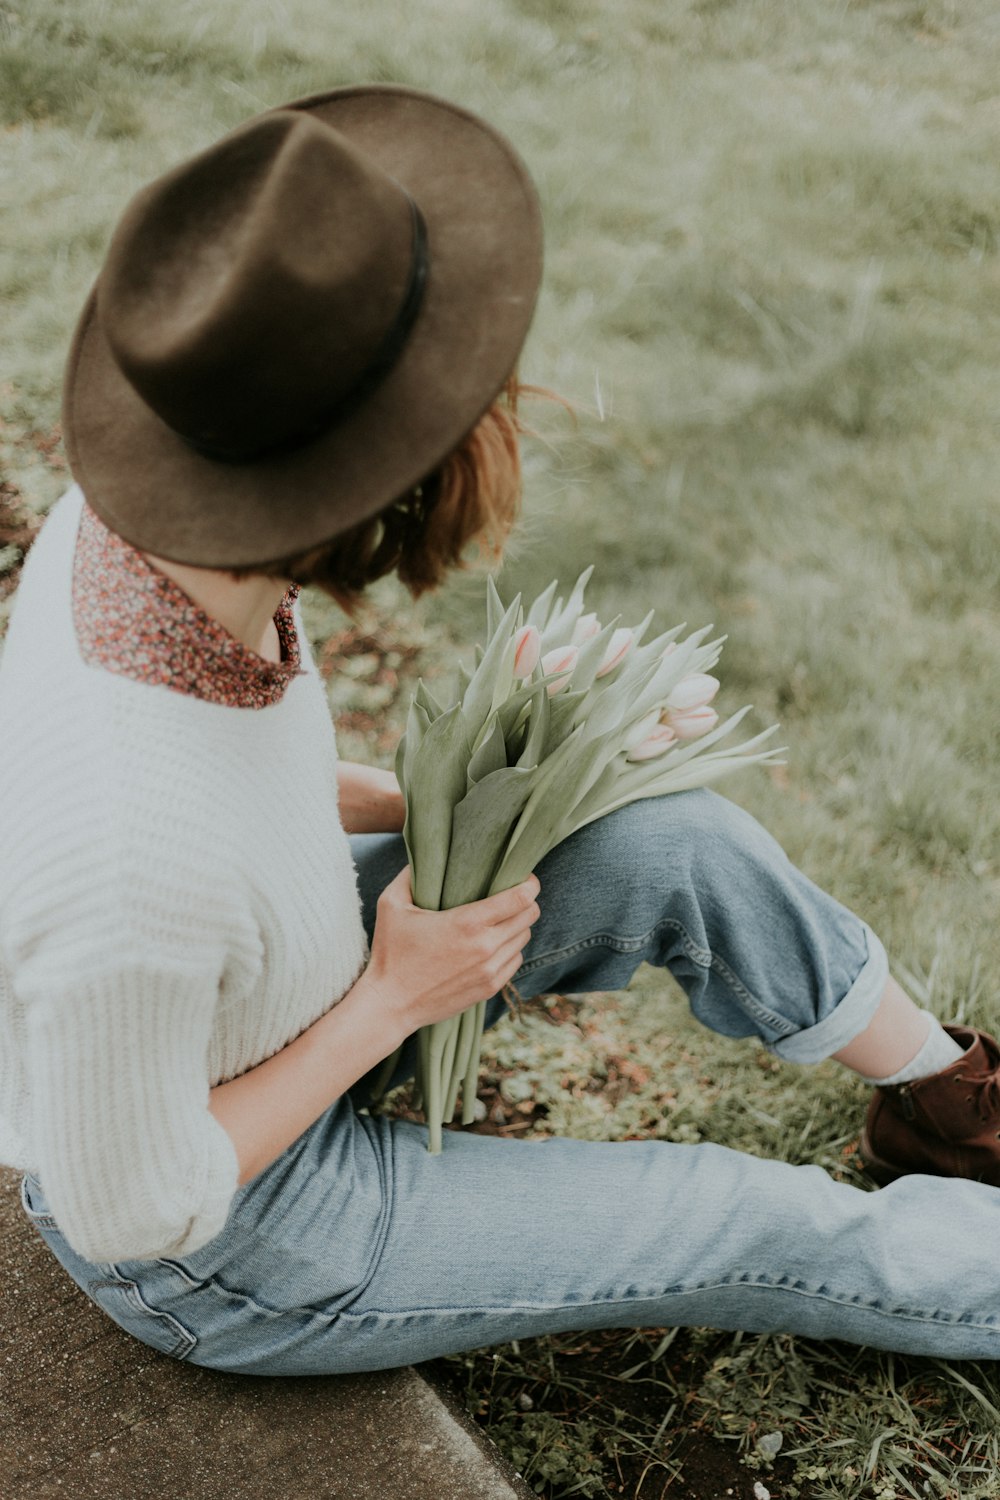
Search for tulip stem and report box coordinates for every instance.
[425,1019,453,1154]
[461,1001,487,1126]
[369,1044,403,1111]
[447,1004,479,1122]
[439,1015,462,1124]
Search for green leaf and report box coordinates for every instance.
[517,678,550,769]
[579,658,660,741]
[404,702,472,910]
[496,678,550,744]
[467,712,508,788]
[630,608,656,648]
[397,699,432,866]
[488,634,521,719]
[541,688,589,758]
[629,622,687,675]
[567,718,782,830]
[492,668,587,763]
[440,764,539,908]
[414,678,447,720]
[579,742,782,815]
[566,615,622,693]
[461,593,522,742]
[539,566,594,650]
[490,728,613,890]
[486,574,506,639]
[525,577,559,630]
[398,699,431,772]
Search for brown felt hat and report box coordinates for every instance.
[62,85,544,568]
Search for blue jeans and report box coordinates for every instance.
[21,791,1000,1372]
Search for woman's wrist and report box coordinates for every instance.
[340,967,412,1051]
[209,969,408,1185]
[336,761,405,834]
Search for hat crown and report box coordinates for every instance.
[100,111,420,458]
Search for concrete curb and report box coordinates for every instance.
[0,1168,532,1500]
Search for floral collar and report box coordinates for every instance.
[72,500,303,709]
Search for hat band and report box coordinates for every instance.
[189,197,429,464]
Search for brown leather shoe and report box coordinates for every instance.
[859,1026,1000,1187]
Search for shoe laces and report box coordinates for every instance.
[955,1061,1000,1125]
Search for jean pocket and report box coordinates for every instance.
[85,1268,199,1360]
[20,1175,198,1361]
[20,1173,61,1234]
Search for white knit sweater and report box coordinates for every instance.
[0,487,369,1262]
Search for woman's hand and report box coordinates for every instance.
[362,868,542,1034]
[210,869,540,1185]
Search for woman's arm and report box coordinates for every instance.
[336,760,405,834]
[209,867,541,1184]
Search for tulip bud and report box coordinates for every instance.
[626,722,679,762]
[571,612,601,645]
[665,673,720,712]
[541,645,579,694]
[623,709,661,751]
[512,624,541,679]
[666,705,719,740]
[595,627,634,679]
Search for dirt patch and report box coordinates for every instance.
[431,1322,800,1500]
[656,1431,787,1500]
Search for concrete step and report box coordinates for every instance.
[0,1168,532,1500]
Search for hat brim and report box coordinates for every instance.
[62,85,543,568]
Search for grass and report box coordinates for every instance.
[4,0,1000,1494]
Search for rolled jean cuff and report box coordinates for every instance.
[766,922,890,1065]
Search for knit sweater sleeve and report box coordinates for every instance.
[7,792,242,1264]
[22,958,240,1264]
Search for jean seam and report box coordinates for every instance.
[337,1278,1000,1332]
[707,952,798,1037]
[517,916,712,976]
[517,918,798,1039]
[155,1256,203,1289]
[189,1275,344,1326]
[100,1263,199,1359]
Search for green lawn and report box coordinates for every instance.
[4,1,1000,1495]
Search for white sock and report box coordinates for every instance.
[861,1012,966,1087]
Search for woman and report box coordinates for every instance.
[2,85,999,1377]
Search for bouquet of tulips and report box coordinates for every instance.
[380,568,782,1152]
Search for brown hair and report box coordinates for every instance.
[246,376,530,612]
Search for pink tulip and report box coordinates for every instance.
[512,624,541,678]
[571,612,601,645]
[665,673,719,712]
[595,627,634,678]
[623,709,661,751]
[541,645,579,694]
[627,722,678,762]
[666,705,719,740]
